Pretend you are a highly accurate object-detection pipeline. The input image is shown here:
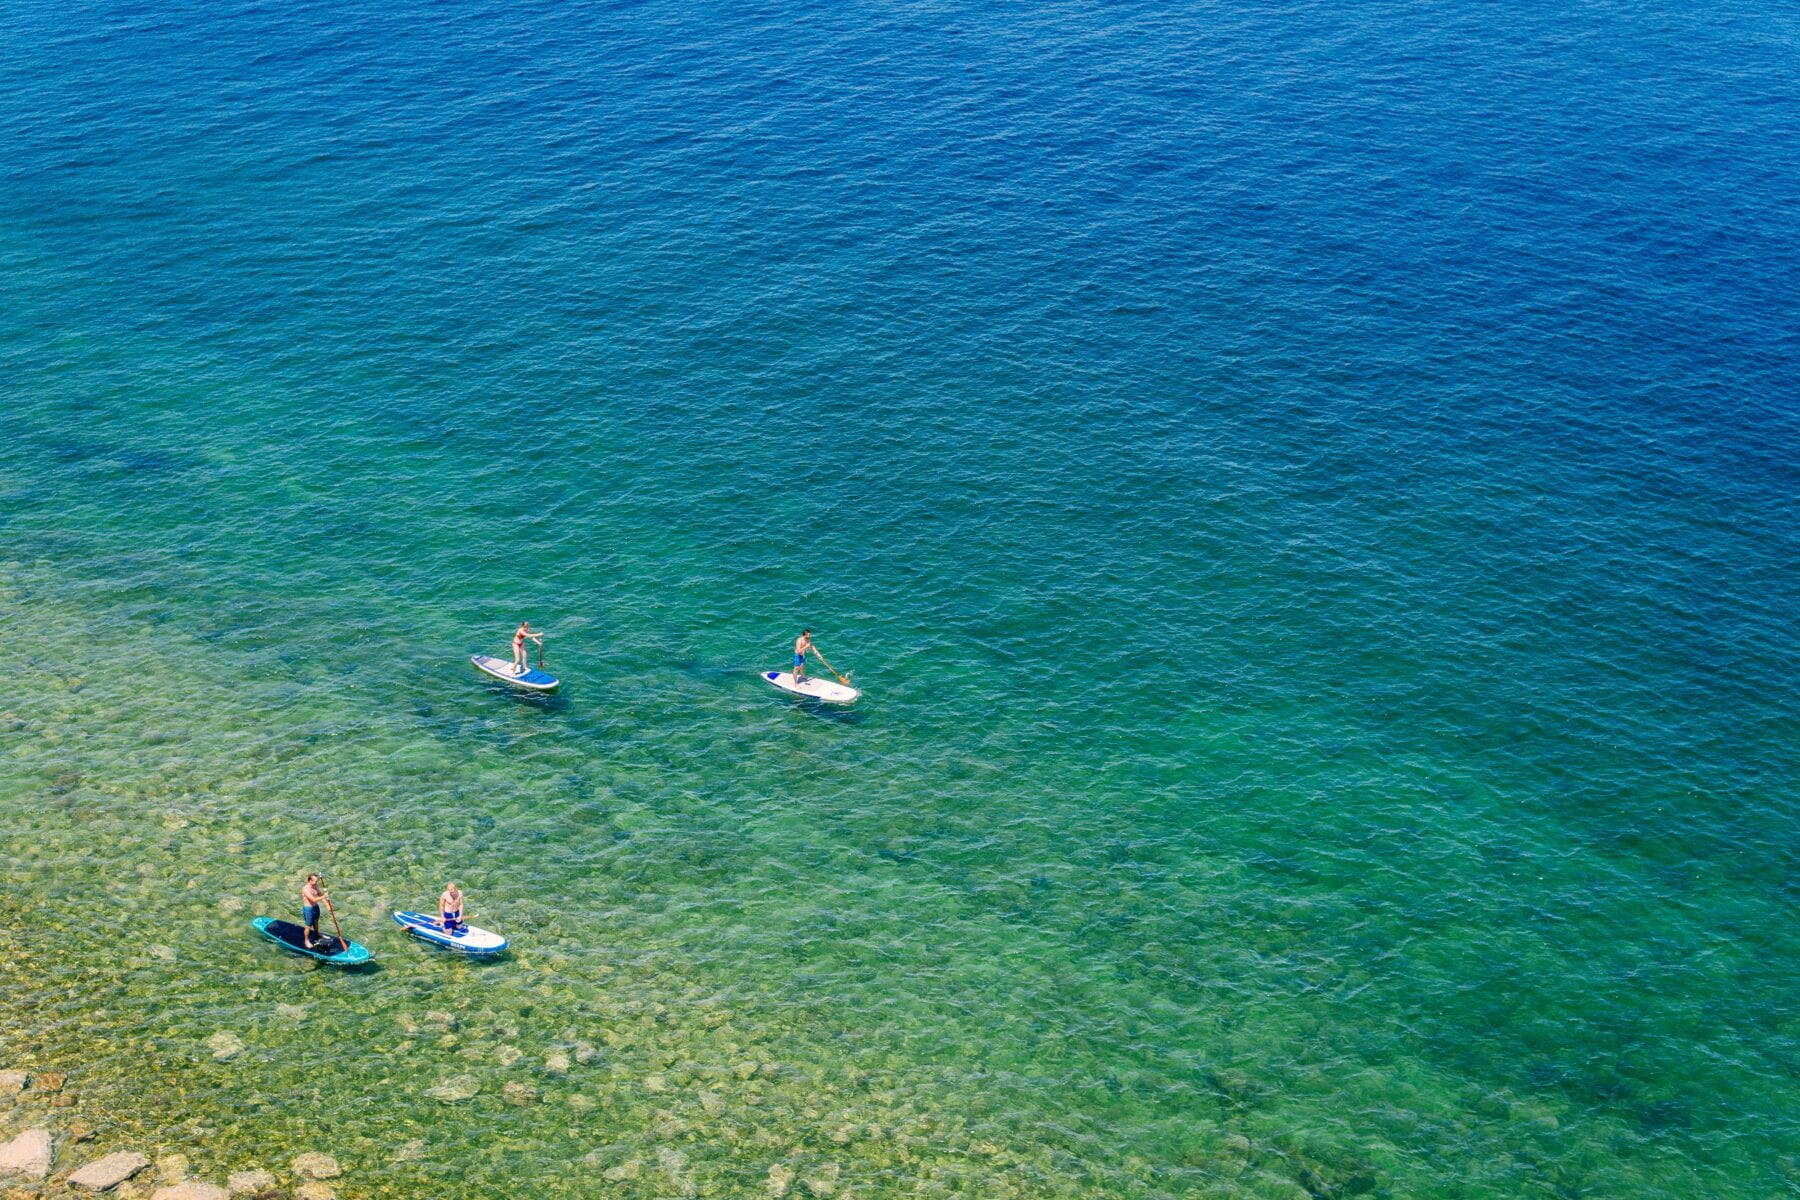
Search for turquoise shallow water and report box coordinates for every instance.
[3,1,1798,1197]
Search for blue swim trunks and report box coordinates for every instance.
[794,653,806,667]
[302,904,320,925]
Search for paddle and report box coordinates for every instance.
[323,896,348,956]
[810,647,851,686]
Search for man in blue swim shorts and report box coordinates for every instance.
[793,629,816,684]
[301,873,327,950]
[440,881,465,933]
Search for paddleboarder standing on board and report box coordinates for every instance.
[301,873,328,950]
[793,630,818,684]
[511,621,543,675]
[440,881,465,933]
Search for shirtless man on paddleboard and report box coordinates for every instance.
[440,881,465,933]
[793,630,817,683]
[301,873,328,950]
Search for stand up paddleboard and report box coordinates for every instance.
[471,654,559,691]
[393,911,509,955]
[252,917,373,966]
[762,670,860,704]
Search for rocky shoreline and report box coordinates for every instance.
[0,1072,343,1200]
[0,1054,869,1200]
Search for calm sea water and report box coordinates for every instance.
[2,1,1797,1197]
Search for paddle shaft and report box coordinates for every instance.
[324,896,347,952]
[809,648,850,685]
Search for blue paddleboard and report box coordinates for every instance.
[471,654,559,691]
[252,917,373,966]
[393,911,508,954]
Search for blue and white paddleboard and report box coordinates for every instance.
[471,654,559,691]
[393,911,509,955]
[762,670,860,704]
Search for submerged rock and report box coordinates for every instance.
[150,1184,228,1200]
[767,1163,795,1197]
[426,1074,480,1104]
[803,1162,840,1198]
[69,1150,151,1191]
[33,1070,68,1092]
[1216,1133,1251,1177]
[225,1167,275,1195]
[544,1050,571,1074]
[274,1004,306,1023]
[501,1081,540,1106]
[494,1045,523,1067]
[290,1152,340,1179]
[1210,1068,1260,1103]
[206,1032,246,1062]
[390,1140,425,1164]
[699,1090,726,1117]
[0,1071,27,1094]
[296,1183,336,1200]
[155,1153,190,1183]
[593,1156,640,1182]
[0,1128,53,1180]
[1245,1171,1311,1200]
[657,1147,695,1198]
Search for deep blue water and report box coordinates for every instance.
[1,2,1796,1197]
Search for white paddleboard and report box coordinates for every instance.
[471,654,559,691]
[393,911,509,954]
[762,670,860,704]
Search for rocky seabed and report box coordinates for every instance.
[0,1072,345,1200]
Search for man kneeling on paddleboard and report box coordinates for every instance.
[301,873,328,950]
[440,881,465,933]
